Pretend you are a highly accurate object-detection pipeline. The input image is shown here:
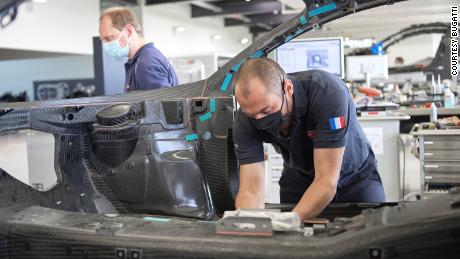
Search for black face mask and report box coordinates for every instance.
[250,92,288,133]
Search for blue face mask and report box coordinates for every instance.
[103,30,131,59]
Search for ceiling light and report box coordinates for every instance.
[240,38,249,44]
[212,34,223,40]
[174,26,186,33]
[33,0,47,3]
[245,0,251,2]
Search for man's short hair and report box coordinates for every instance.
[100,7,143,36]
[234,58,287,98]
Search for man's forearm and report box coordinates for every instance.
[292,176,337,221]
[235,162,265,209]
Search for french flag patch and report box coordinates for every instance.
[329,116,346,130]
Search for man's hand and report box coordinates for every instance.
[292,147,344,221]
[235,162,265,209]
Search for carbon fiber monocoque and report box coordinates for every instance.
[4,1,459,259]
[0,191,459,259]
[0,0,407,218]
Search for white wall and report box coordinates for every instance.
[0,55,94,99]
[0,130,56,191]
[0,0,250,57]
[0,0,99,55]
[142,3,252,58]
[0,1,253,99]
[386,34,442,67]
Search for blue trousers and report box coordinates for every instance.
[279,157,386,203]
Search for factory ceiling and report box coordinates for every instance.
[145,0,301,35]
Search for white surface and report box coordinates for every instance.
[0,0,99,55]
[169,58,206,84]
[357,115,410,121]
[142,3,252,58]
[400,106,460,116]
[0,2,250,58]
[170,54,235,79]
[362,127,384,155]
[0,130,57,190]
[359,119,401,201]
[223,210,301,232]
[265,144,282,203]
[0,132,29,184]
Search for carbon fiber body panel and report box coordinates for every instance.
[0,192,459,258]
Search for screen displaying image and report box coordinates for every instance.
[275,38,344,78]
[307,49,329,69]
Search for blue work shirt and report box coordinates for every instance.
[124,43,178,92]
[233,70,379,191]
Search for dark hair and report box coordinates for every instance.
[395,56,404,64]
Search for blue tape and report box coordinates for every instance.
[220,73,233,92]
[185,134,199,141]
[308,3,337,17]
[143,217,170,223]
[232,61,244,72]
[299,15,308,25]
[370,41,385,55]
[210,98,216,113]
[199,112,212,122]
[250,50,265,58]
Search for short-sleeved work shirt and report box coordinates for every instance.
[233,70,373,186]
[124,43,178,92]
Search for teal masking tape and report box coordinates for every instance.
[299,15,308,25]
[210,98,216,113]
[250,50,265,58]
[232,61,244,72]
[220,73,233,92]
[185,134,199,141]
[143,217,170,223]
[199,112,212,122]
[308,3,337,17]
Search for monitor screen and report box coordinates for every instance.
[275,38,344,78]
[345,55,389,81]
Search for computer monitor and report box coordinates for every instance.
[345,55,389,81]
[275,37,344,78]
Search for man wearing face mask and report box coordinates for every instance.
[99,7,178,92]
[233,58,385,221]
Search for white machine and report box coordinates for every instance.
[275,37,344,78]
[169,58,206,84]
[346,55,389,86]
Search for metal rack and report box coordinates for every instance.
[414,129,460,197]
